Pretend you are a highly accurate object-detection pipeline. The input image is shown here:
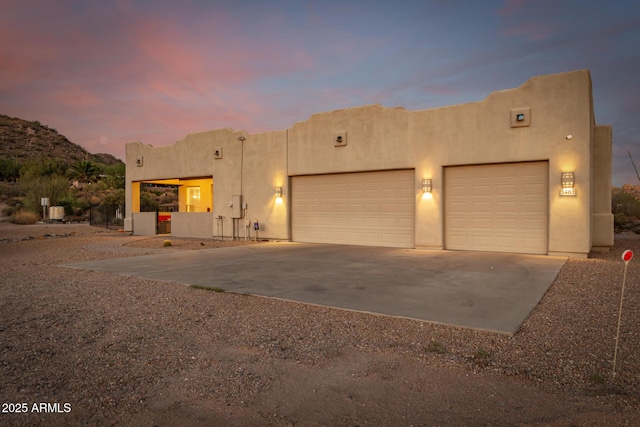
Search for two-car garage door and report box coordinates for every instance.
[291,162,548,254]
[291,170,415,248]
[444,161,548,254]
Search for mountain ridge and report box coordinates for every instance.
[0,114,122,166]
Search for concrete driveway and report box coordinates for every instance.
[63,242,567,334]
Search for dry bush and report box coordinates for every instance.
[11,211,38,224]
[1,205,16,217]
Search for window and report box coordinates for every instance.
[187,187,201,212]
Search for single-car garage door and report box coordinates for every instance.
[292,170,415,248]
[445,161,548,254]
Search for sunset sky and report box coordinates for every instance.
[1,0,639,185]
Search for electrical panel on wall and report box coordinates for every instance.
[231,194,242,218]
[334,131,347,147]
[213,146,223,159]
[510,107,531,128]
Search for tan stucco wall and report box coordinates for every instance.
[592,125,614,248]
[171,212,214,238]
[241,130,289,240]
[125,128,242,237]
[287,70,595,255]
[124,69,612,256]
[131,212,156,236]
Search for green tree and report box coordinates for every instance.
[140,191,158,212]
[20,158,68,178]
[103,163,125,189]
[612,190,640,218]
[0,158,21,181]
[19,174,70,215]
[67,160,100,186]
[101,188,125,206]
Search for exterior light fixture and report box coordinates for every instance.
[560,172,576,196]
[275,187,282,198]
[422,179,432,193]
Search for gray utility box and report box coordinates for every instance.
[231,195,243,218]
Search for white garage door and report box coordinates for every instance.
[292,170,415,248]
[445,162,548,254]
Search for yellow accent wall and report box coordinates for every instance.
[178,178,213,212]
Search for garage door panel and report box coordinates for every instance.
[496,202,517,213]
[524,183,545,193]
[472,201,492,213]
[445,162,548,254]
[292,170,415,248]
[522,201,545,213]
[496,184,518,195]
[471,218,492,229]
[473,184,492,195]
[496,218,519,229]
[522,218,545,230]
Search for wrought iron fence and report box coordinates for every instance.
[90,204,125,230]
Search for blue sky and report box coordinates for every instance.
[1,0,639,185]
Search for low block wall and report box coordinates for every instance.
[171,212,214,238]
[132,212,157,236]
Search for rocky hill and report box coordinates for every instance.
[0,114,122,166]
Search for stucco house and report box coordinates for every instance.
[125,69,613,258]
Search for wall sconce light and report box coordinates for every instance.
[560,172,576,196]
[422,179,432,193]
[275,187,282,198]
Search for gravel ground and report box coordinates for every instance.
[0,222,639,426]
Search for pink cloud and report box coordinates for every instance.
[497,0,526,17]
[496,0,560,41]
[502,21,558,41]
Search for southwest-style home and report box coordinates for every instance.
[125,70,613,258]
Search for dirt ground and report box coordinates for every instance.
[1,222,639,426]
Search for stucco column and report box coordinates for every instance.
[592,125,614,249]
[124,181,140,232]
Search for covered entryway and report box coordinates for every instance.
[291,170,415,248]
[444,161,548,254]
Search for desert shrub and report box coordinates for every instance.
[103,163,125,189]
[101,188,125,206]
[612,190,640,218]
[19,173,70,213]
[2,206,16,217]
[0,158,21,182]
[20,158,68,178]
[11,211,38,224]
[7,197,23,209]
[159,193,177,205]
[58,198,75,216]
[0,182,21,198]
[140,191,159,212]
[57,192,88,216]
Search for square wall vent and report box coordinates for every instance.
[510,107,531,128]
[334,131,347,147]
